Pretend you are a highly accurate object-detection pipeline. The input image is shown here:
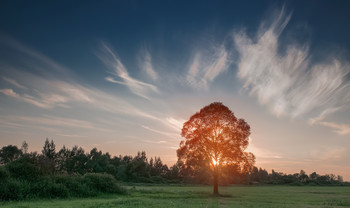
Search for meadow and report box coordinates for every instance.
[1,185,350,208]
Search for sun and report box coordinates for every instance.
[212,158,218,166]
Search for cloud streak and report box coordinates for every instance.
[310,147,347,161]
[141,125,179,139]
[0,38,178,134]
[98,42,158,99]
[234,8,350,120]
[139,48,158,81]
[318,121,350,136]
[3,77,27,89]
[187,45,229,89]
[0,75,180,133]
[165,117,185,132]
[0,77,97,109]
[0,88,62,109]
[0,114,113,134]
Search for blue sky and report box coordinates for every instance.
[1,0,350,179]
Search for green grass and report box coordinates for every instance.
[1,185,350,208]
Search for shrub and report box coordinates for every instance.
[30,177,69,198]
[0,179,31,200]
[53,175,96,197]
[0,179,21,200]
[83,173,125,194]
[0,166,10,182]
[48,183,69,198]
[6,157,41,181]
[0,173,125,201]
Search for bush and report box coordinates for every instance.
[0,179,21,200]
[30,177,69,198]
[0,166,10,182]
[6,157,41,181]
[83,173,125,194]
[0,179,30,200]
[53,175,96,197]
[0,173,125,201]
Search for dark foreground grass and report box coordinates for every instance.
[1,185,350,208]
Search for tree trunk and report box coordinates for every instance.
[213,166,219,195]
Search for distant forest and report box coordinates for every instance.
[0,139,348,200]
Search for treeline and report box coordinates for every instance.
[0,139,181,183]
[249,167,346,186]
[0,139,348,200]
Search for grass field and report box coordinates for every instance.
[1,185,350,208]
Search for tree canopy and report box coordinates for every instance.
[177,102,255,194]
[0,145,22,165]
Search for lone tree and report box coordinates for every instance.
[177,102,255,195]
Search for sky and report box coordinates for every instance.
[0,0,350,180]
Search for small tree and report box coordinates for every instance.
[40,138,57,174]
[298,169,308,183]
[0,145,22,164]
[42,138,56,159]
[21,141,28,154]
[177,102,255,195]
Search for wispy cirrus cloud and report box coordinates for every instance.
[0,38,165,123]
[0,37,95,109]
[141,125,179,139]
[0,114,112,134]
[98,42,158,99]
[3,77,27,89]
[142,139,168,144]
[0,37,190,144]
[138,48,158,81]
[0,74,178,132]
[234,8,350,120]
[0,35,73,80]
[0,88,65,109]
[310,147,348,161]
[166,117,185,132]
[0,76,96,109]
[9,115,107,131]
[187,45,229,89]
[308,107,350,135]
[308,107,341,125]
[56,133,83,138]
[317,121,350,136]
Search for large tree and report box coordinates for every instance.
[177,102,255,194]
